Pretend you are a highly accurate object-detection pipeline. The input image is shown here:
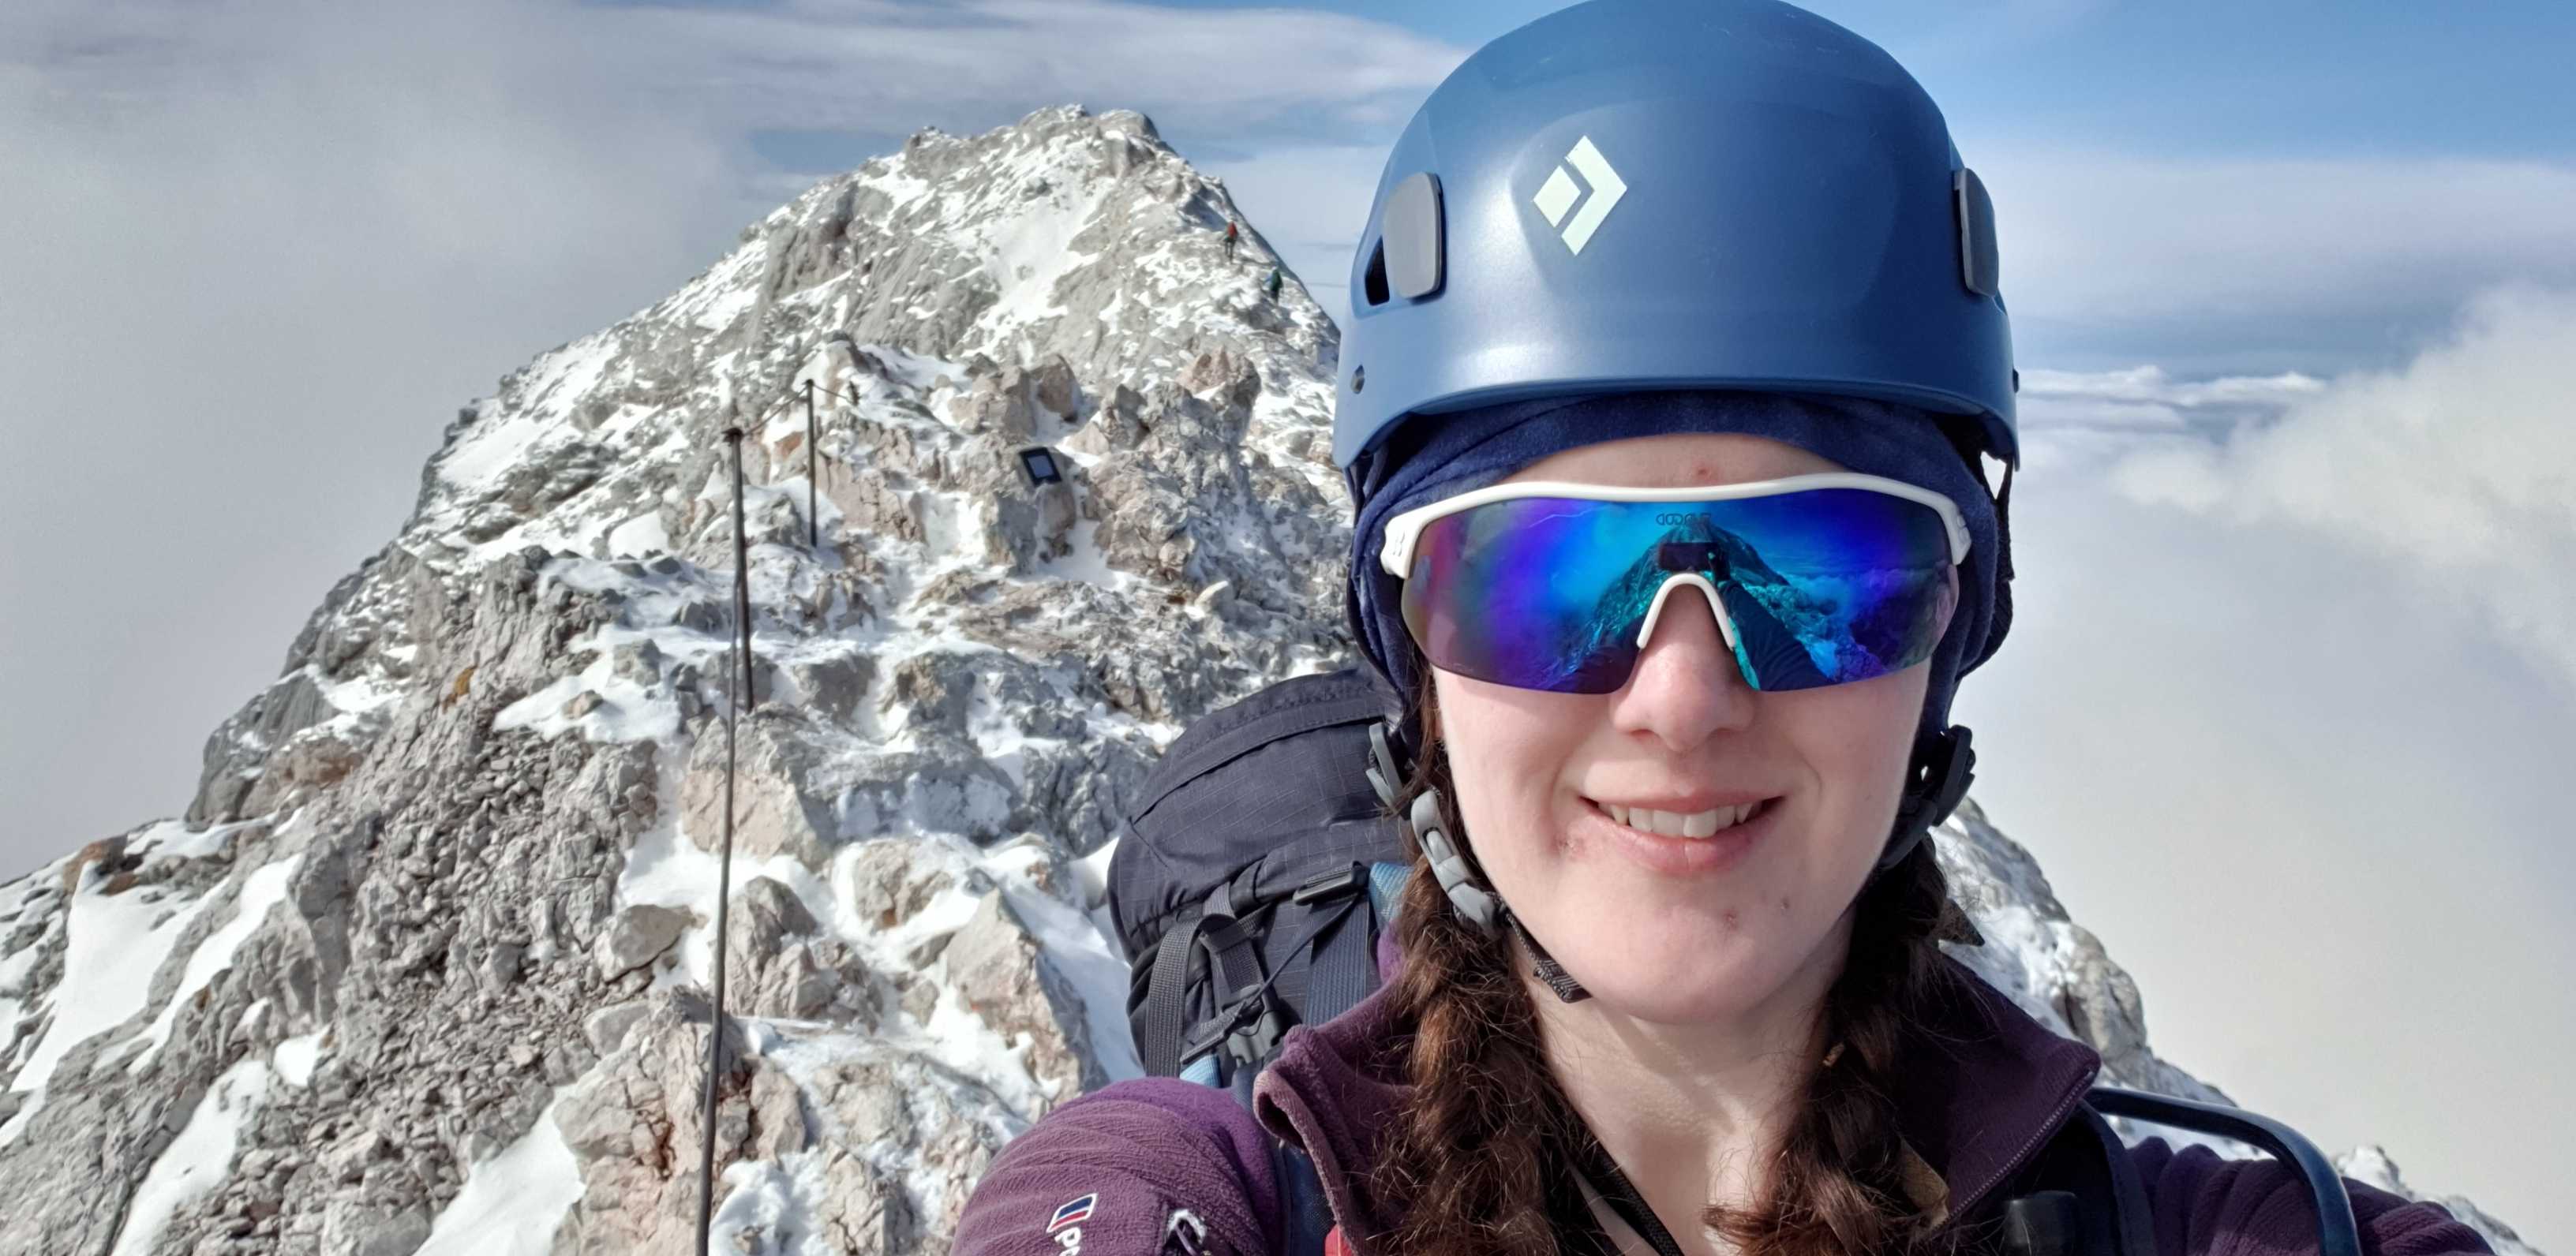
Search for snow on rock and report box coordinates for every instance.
[2,844,230,1143]
[124,850,305,1072]
[0,101,2536,1254]
[109,1056,274,1256]
[271,1030,325,1088]
[415,1097,586,1256]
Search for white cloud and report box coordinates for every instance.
[1988,150,2576,323]
[0,0,743,870]
[604,0,1459,141]
[2023,364,2328,413]
[2018,364,2327,446]
[2104,287,2576,693]
[1956,289,2576,1242]
[1961,480,2574,1243]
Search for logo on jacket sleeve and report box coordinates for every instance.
[1048,1194,1098,1235]
[1163,1208,1208,1255]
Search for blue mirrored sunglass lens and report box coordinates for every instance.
[1398,490,1956,694]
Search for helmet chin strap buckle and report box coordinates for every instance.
[1382,720,1591,1002]
[1410,788,1500,933]
[1410,783,1593,1003]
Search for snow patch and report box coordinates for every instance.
[980,178,1108,332]
[998,866,1140,1082]
[1034,516,1123,589]
[709,1157,819,1256]
[125,819,243,865]
[438,409,551,496]
[494,637,681,745]
[108,1056,271,1256]
[272,1031,325,1087]
[618,812,836,994]
[0,944,36,996]
[694,282,762,334]
[416,1096,585,1256]
[608,511,672,559]
[311,666,404,716]
[3,873,222,1143]
[125,853,303,1072]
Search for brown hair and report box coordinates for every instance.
[1371,667,1982,1256]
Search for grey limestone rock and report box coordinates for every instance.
[595,904,691,979]
[944,891,1098,1096]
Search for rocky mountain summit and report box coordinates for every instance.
[0,105,2538,1256]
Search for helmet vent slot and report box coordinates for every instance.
[1364,239,1391,307]
[1955,168,2000,298]
[1380,171,1444,300]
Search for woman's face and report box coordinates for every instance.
[1431,432,1945,1028]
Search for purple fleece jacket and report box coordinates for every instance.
[955,946,2493,1256]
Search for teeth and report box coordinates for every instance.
[1602,801,1760,839]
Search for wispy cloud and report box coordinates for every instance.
[603,0,1460,148]
[2104,286,2576,693]
[1990,150,2576,369]
[2020,364,2327,447]
[1962,286,2576,1237]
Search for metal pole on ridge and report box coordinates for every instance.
[694,424,754,1256]
[803,378,818,550]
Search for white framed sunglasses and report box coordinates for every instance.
[1377,473,1971,695]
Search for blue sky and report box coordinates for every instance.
[713,0,2576,378]
[1164,0,2576,159]
[4,0,2572,1246]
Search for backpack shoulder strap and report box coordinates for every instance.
[1983,1101,2153,1256]
[2087,1086,2361,1256]
[1275,1144,1335,1256]
[2076,1103,2159,1256]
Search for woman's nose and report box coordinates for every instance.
[1612,579,1757,749]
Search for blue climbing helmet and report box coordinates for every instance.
[1331,0,2018,473]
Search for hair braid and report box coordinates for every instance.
[1374,675,1593,1256]
[1700,828,1979,1256]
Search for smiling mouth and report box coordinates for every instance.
[1585,796,1778,840]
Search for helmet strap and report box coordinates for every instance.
[1377,720,1594,1003]
[1410,788,1500,933]
[1509,907,1592,1004]
[1878,724,1976,874]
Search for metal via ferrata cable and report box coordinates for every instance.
[694,422,756,1255]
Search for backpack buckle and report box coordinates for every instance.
[1179,985,1289,1067]
[1293,862,1366,906]
[1222,997,1287,1067]
[1365,721,1404,808]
